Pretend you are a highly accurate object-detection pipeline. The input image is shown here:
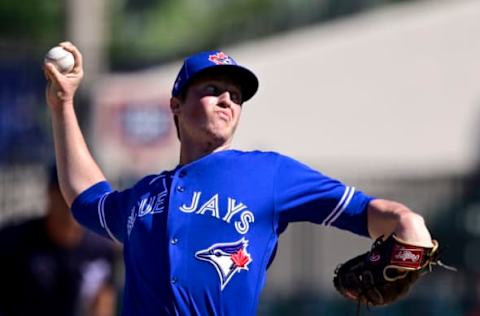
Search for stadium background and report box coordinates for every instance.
[1,0,480,315]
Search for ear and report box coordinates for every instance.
[170,97,181,115]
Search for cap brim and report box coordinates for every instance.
[190,65,259,102]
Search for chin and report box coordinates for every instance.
[206,130,232,145]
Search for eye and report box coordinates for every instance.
[213,250,222,257]
[205,84,220,96]
[229,91,242,105]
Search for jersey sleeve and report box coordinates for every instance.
[274,154,374,237]
[71,181,133,243]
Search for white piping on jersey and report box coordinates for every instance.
[322,186,355,227]
[149,175,164,185]
[321,186,350,225]
[97,193,108,229]
[97,192,121,244]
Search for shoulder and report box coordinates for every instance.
[222,149,284,161]
[211,150,286,170]
[125,171,172,192]
[231,150,304,162]
[217,150,314,172]
[232,150,311,168]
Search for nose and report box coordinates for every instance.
[217,91,233,108]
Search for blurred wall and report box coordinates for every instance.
[233,0,480,179]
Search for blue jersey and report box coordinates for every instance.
[72,150,373,316]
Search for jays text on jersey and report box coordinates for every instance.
[72,150,373,316]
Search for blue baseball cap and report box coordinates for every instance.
[171,50,259,102]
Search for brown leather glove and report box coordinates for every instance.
[333,234,439,307]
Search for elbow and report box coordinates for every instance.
[368,199,425,239]
[384,201,425,225]
[368,199,432,244]
[397,208,427,232]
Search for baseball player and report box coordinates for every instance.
[44,42,435,316]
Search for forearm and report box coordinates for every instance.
[367,199,433,247]
[50,101,106,206]
[44,42,107,207]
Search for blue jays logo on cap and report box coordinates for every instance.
[208,52,234,65]
[195,238,252,290]
[171,50,259,102]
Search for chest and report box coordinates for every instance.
[124,173,276,268]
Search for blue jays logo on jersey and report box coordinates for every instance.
[208,52,234,65]
[195,238,252,290]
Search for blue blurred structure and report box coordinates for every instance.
[0,59,50,164]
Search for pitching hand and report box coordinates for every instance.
[44,42,84,110]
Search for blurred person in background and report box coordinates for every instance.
[0,164,118,316]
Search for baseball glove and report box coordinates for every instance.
[333,234,446,312]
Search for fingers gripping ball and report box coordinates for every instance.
[333,234,439,307]
[44,46,75,73]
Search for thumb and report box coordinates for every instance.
[44,62,64,83]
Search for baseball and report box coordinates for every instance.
[44,46,75,73]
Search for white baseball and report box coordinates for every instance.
[44,46,75,73]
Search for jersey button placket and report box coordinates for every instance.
[170,172,185,288]
[169,170,188,287]
[176,169,187,192]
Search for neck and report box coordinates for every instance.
[179,138,231,165]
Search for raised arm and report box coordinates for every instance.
[367,198,433,247]
[44,42,106,207]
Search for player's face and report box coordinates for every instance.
[172,74,243,147]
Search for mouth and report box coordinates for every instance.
[216,111,231,122]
